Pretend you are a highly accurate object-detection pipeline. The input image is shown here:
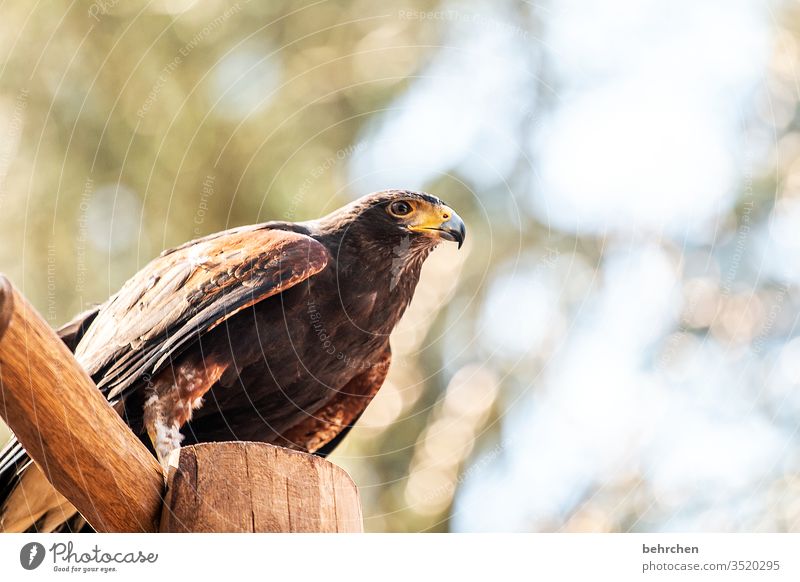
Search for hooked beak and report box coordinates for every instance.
[408,205,467,249]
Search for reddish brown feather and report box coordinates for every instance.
[280,349,391,453]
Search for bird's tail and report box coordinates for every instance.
[0,442,82,532]
[0,305,99,532]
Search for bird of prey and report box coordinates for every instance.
[0,189,465,532]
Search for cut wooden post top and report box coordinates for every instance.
[160,442,363,533]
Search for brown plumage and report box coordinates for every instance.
[0,189,465,532]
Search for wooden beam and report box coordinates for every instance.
[160,442,363,532]
[0,274,164,532]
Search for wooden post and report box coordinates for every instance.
[160,442,363,532]
[0,275,164,532]
[0,275,363,533]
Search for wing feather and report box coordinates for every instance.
[74,226,329,402]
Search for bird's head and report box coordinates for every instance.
[317,190,466,254]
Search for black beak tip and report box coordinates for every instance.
[457,224,466,249]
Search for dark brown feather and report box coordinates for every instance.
[74,227,329,402]
[1,190,458,532]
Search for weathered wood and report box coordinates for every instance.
[160,442,363,532]
[0,274,164,532]
[0,275,364,533]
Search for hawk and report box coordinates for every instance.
[0,189,465,532]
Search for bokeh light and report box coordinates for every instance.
[1,0,800,533]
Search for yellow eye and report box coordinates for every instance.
[389,200,413,216]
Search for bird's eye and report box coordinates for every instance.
[389,201,413,217]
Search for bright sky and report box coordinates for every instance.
[348,0,785,531]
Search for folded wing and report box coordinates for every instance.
[74,225,329,403]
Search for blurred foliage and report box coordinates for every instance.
[0,0,467,532]
[4,0,800,534]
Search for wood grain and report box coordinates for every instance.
[160,442,363,532]
[0,274,164,532]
